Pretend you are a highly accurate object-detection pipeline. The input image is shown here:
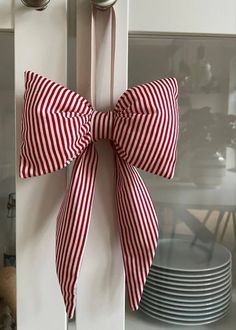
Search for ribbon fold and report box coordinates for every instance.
[20,71,179,318]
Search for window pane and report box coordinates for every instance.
[0,30,16,328]
[126,32,236,330]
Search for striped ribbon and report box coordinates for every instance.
[20,2,178,320]
[20,70,179,318]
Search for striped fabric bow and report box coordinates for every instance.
[20,71,179,318]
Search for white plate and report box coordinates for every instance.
[145,279,231,297]
[146,274,231,291]
[148,272,231,287]
[151,262,232,276]
[142,289,231,307]
[140,297,231,316]
[143,285,232,303]
[141,292,231,312]
[140,301,230,320]
[153,239,231,272]
[149,266,231,282]
[139,305,230,325]
[150,262,231,278]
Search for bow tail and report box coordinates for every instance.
[115,156,159,310]
[55,144,98,319]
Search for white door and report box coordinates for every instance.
[2,1,234,330]
[13,0,127,330]
[126,1,236,330]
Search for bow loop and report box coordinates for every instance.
[113,78,179,179]
[20,71,93,178]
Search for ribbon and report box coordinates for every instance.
[20,70,179,318]
[19,3,178,321]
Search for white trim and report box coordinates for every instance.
[0,0,14,30]
[129,0,236,35]
[15,0,67,328]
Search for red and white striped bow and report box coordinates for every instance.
[19,71,179,318]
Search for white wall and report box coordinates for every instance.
[129,0,236,34]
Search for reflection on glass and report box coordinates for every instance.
[127,33,236,329]
[0,31,16,328]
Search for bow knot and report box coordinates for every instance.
[91,110,114,141]
[20,71,179,319]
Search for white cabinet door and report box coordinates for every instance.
[14,1,129,330]
[15,1,67,329]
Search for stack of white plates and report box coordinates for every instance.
[140,238,232,326]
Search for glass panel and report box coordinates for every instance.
[0,30,16,328]
[126,33,236,330]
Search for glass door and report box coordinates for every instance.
[0,29,15,329]
[126,2,236,330]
